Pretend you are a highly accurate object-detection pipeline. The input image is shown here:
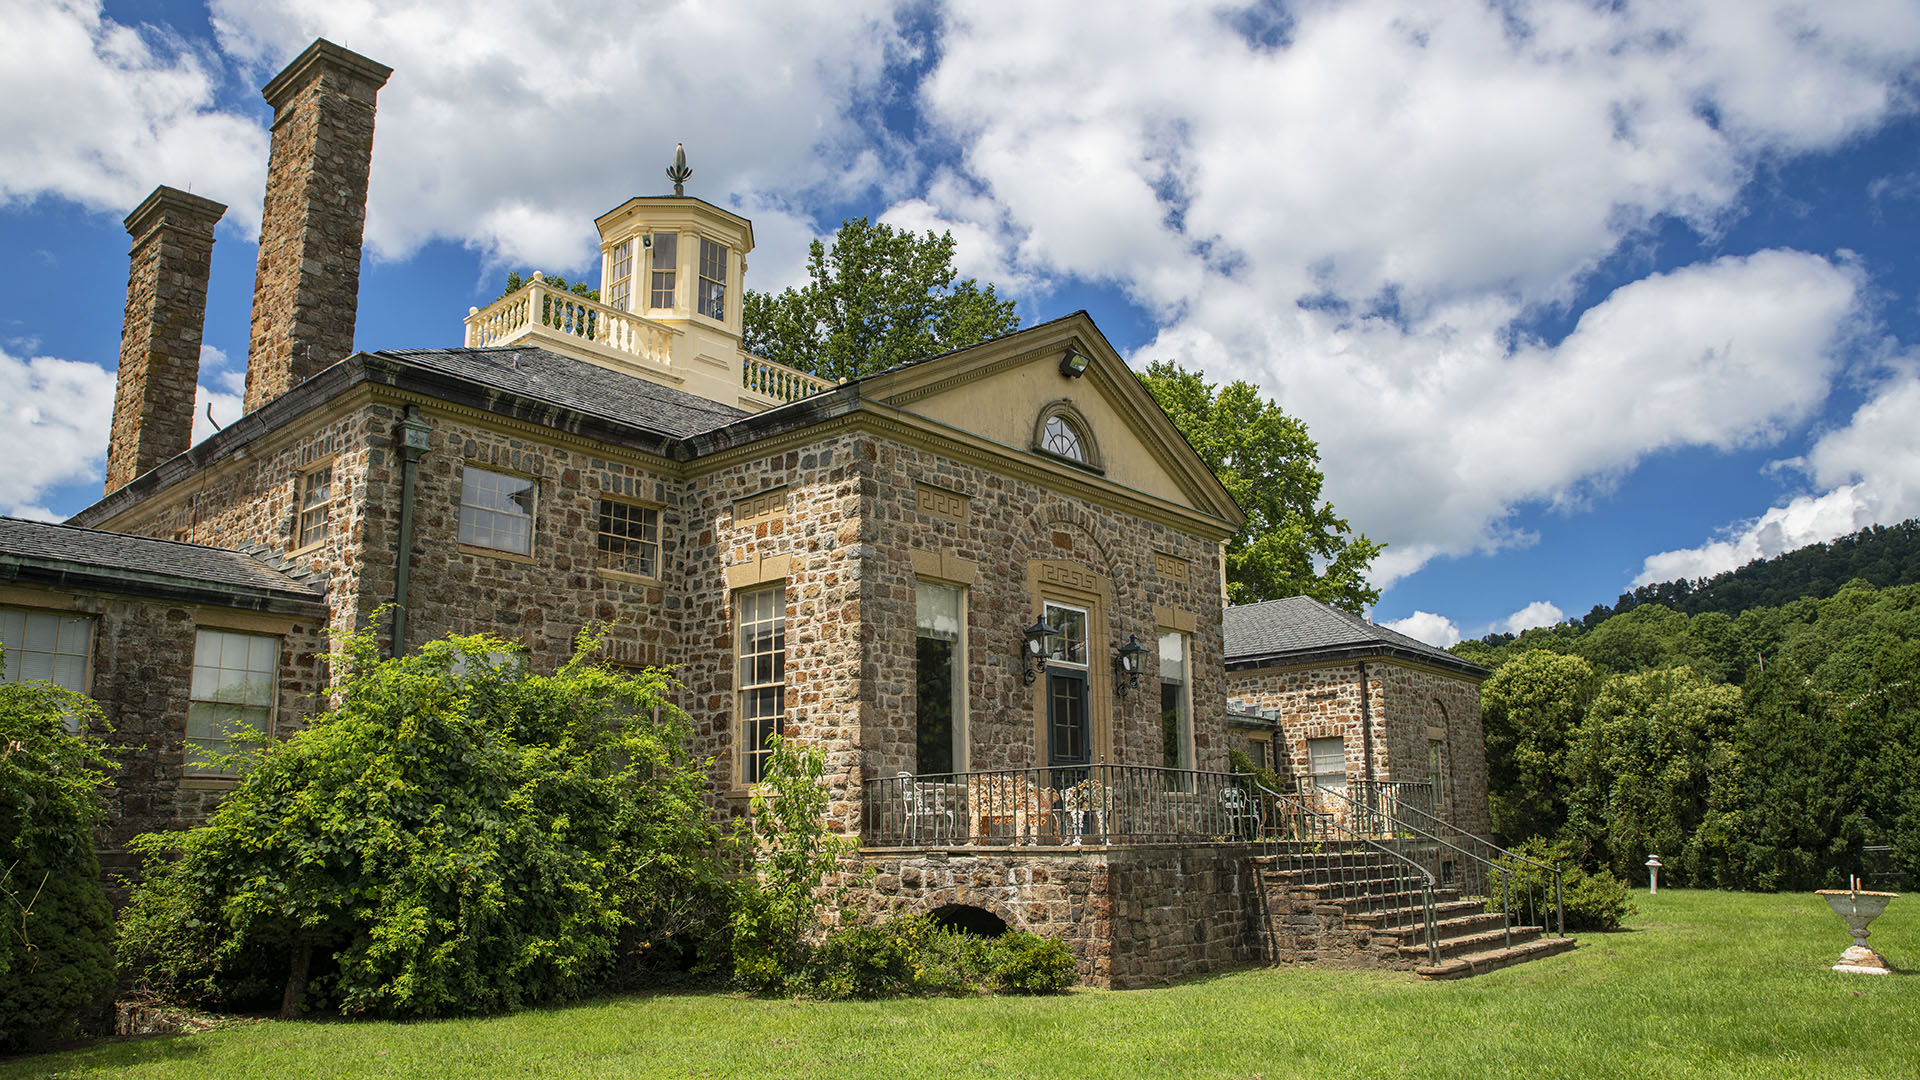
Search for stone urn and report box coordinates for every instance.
[1816,888,1899,975]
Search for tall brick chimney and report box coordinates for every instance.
[243,39,392,414]
[105,186,227,494]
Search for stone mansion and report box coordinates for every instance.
[2,41,1545,987]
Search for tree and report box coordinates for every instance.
[1139,360,1383,611]
[742,217,1020,382]
[0,655,115,1050]
[1480,650,1598,844]
[496,271,597,303]
[117,627,730,1019]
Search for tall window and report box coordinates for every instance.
[1428,738,1450,806]
[1158,630,1191,774]
[296,463,332,549]
[1044,602,1090,768]
[649,233,678,309]
[1,607,92,731]
[915,581,964,775]
[459,466,535,555]
[595,499,659,577]
[606,238,633,311]
[697,237,727,320]
[1309,736,1347,796]
[736,585,785,784]
[187,629,277,775]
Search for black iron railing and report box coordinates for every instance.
[1249,779,1439,965]
[1308,781,1564,938]
[862,765,1266,848]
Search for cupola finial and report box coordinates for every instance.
[667,143,692,197]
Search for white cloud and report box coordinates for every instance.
[0,345,114,517]
[1634,372,1920,584]
[1383,611,1461,649]
[902,0,1917,584]
[1501,601,1566,636]
[206,0,910,271]
[0,0,267,231]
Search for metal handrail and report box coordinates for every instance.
[1248,778,1439,965]
[1310,780,1564,938]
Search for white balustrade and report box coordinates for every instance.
[743,353,833,404]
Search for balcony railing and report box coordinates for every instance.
[462,275,832,407]
[864,764,1267,848]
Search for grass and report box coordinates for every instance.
[10,889,1918,1079]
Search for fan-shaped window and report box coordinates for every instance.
[1032,402,1102,471]
[1042,414,1085,461]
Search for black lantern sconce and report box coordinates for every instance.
[1114,634,1150,697]
[1022,616,1061,685]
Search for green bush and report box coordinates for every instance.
[730,737,854,994]
[1489,838,1635,932]
[0,671,115,1051]
[805,917,923,999]
[117,627,730,1019]
[988,931,1077,994]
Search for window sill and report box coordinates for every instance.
[595,566,663,587]
[179,775,239,790]
[459,543,537,565]
[288,540,326,559]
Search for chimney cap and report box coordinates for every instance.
[124,185,227,240]
[261,38,393,109]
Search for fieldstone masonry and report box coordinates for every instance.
[245,39,391,413]
[106,186,226,494]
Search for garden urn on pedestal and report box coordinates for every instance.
[1816,884,1898,975]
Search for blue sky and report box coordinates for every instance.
[5,0,1920,645]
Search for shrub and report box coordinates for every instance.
[1490,837,1636,932]
[730,737,854,994]
[117,627,729,1019]
[805,916,923,999]
[988,931,1077,994]
[0,672,115,1050]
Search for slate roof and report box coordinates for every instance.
[377,346,751,438]
[1224,595,1487,678]
[0,517,325,608]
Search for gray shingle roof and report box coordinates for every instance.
[1224,595,1486,678]
[376,346,750,438]
[0,517,324,605]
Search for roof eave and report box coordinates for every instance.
[1226,641,1490,680]
[0,557,329,617]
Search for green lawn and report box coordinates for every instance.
[11,889,1918,1079]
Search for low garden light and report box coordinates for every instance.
[1646,854,1662,895]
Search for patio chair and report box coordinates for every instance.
[898,771,958,842]
[1220,786,1263,840]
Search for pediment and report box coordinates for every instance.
[857,313,1244,529]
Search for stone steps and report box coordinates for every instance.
[1414,934,1579,979]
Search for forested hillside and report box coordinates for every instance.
[1458,581,1919,892]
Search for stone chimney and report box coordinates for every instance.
[243,39,392,413]
[105,186,227,494]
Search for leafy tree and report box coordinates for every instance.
[1480,651,1598,843]
[742,216,1020,382]
[730,736,853,993]
[1139,360,1382,610]
[117,627,729,1019]
[0,656,115,1050]
[496,271,598,303]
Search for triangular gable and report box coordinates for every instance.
[856,313,1245,530]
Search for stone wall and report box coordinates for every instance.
[845,845,1263,988]
[1376,664,1491,835]
[1226,660,1389,786]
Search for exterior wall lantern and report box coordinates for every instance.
[1022,617,1060,685]
[1059,349,1090,378]
[1114,635,1150,697]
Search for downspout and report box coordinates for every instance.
[1358,659,1376,810]
[390,406,432,658]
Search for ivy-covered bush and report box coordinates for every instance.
[801,915,1077,999]
[0,669,115,1050]
[1490,837,1635,932]
[117,628,730,1018]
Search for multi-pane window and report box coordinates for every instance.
[648,232,678,309]
[1247,738,1268,771]
[1309,736,1347,795]
[1158,630,1192,774]
[186,629,277,776]
[1041,414,1086,462]
[606,239,633,311]
[595,499,660,578]
[736,585,785,784]
[697,237,727,320]
[458,466,535,555]
[1043,602,1090,767]
[914,581,964,775]
[1042,602,1088,665]
[295,463,332,549]
[0,607,93,731]
[1428,738,1450,806]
